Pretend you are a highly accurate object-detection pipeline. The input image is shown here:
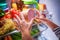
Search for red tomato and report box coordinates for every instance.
[4,14,12,19]
[10,9,20,18]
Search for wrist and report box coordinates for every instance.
[21,31,33,40]
[21,30,31,36]
[44,19,57,29]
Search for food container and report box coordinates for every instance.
[0,3,8,10]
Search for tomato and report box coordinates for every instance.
[4,14,12,19]
[10,9,20,18]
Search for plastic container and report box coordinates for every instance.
[0,3,8,10]
[22,0,39,9]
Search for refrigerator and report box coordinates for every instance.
[38,0,60,40]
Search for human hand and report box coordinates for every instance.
[35,14,58,30]
[13,12,35,34]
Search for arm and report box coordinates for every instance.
[33,9,60,38]
[21,30,33,40]
[40,18,60,38]
[40,18,59,30]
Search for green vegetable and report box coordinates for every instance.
[31,25,39,36]
[31,29,39,36]
[0,9,5,17]
[11,32,22,40]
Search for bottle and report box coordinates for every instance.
[11,0,17,10]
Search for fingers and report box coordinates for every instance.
[14,14,22,23]
[40,14,46,18]
[13,17,18,24]
[29,18,34,25]
[28,15,39,26]
[40,18,48,21]
[35,9,40,17]
[13,15,21,31]
[16,26,21,31]
[20,13,28,24]
[39,18,50,24]
[28,18,34,29]
[20,12,26,21]
[34,13,47,23]
[33,15,48,24]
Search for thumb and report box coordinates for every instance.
[28,18,34,30]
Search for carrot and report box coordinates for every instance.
[7,35,12,40]
[4,36,8,40]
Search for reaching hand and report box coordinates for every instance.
[35,13,58,30]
